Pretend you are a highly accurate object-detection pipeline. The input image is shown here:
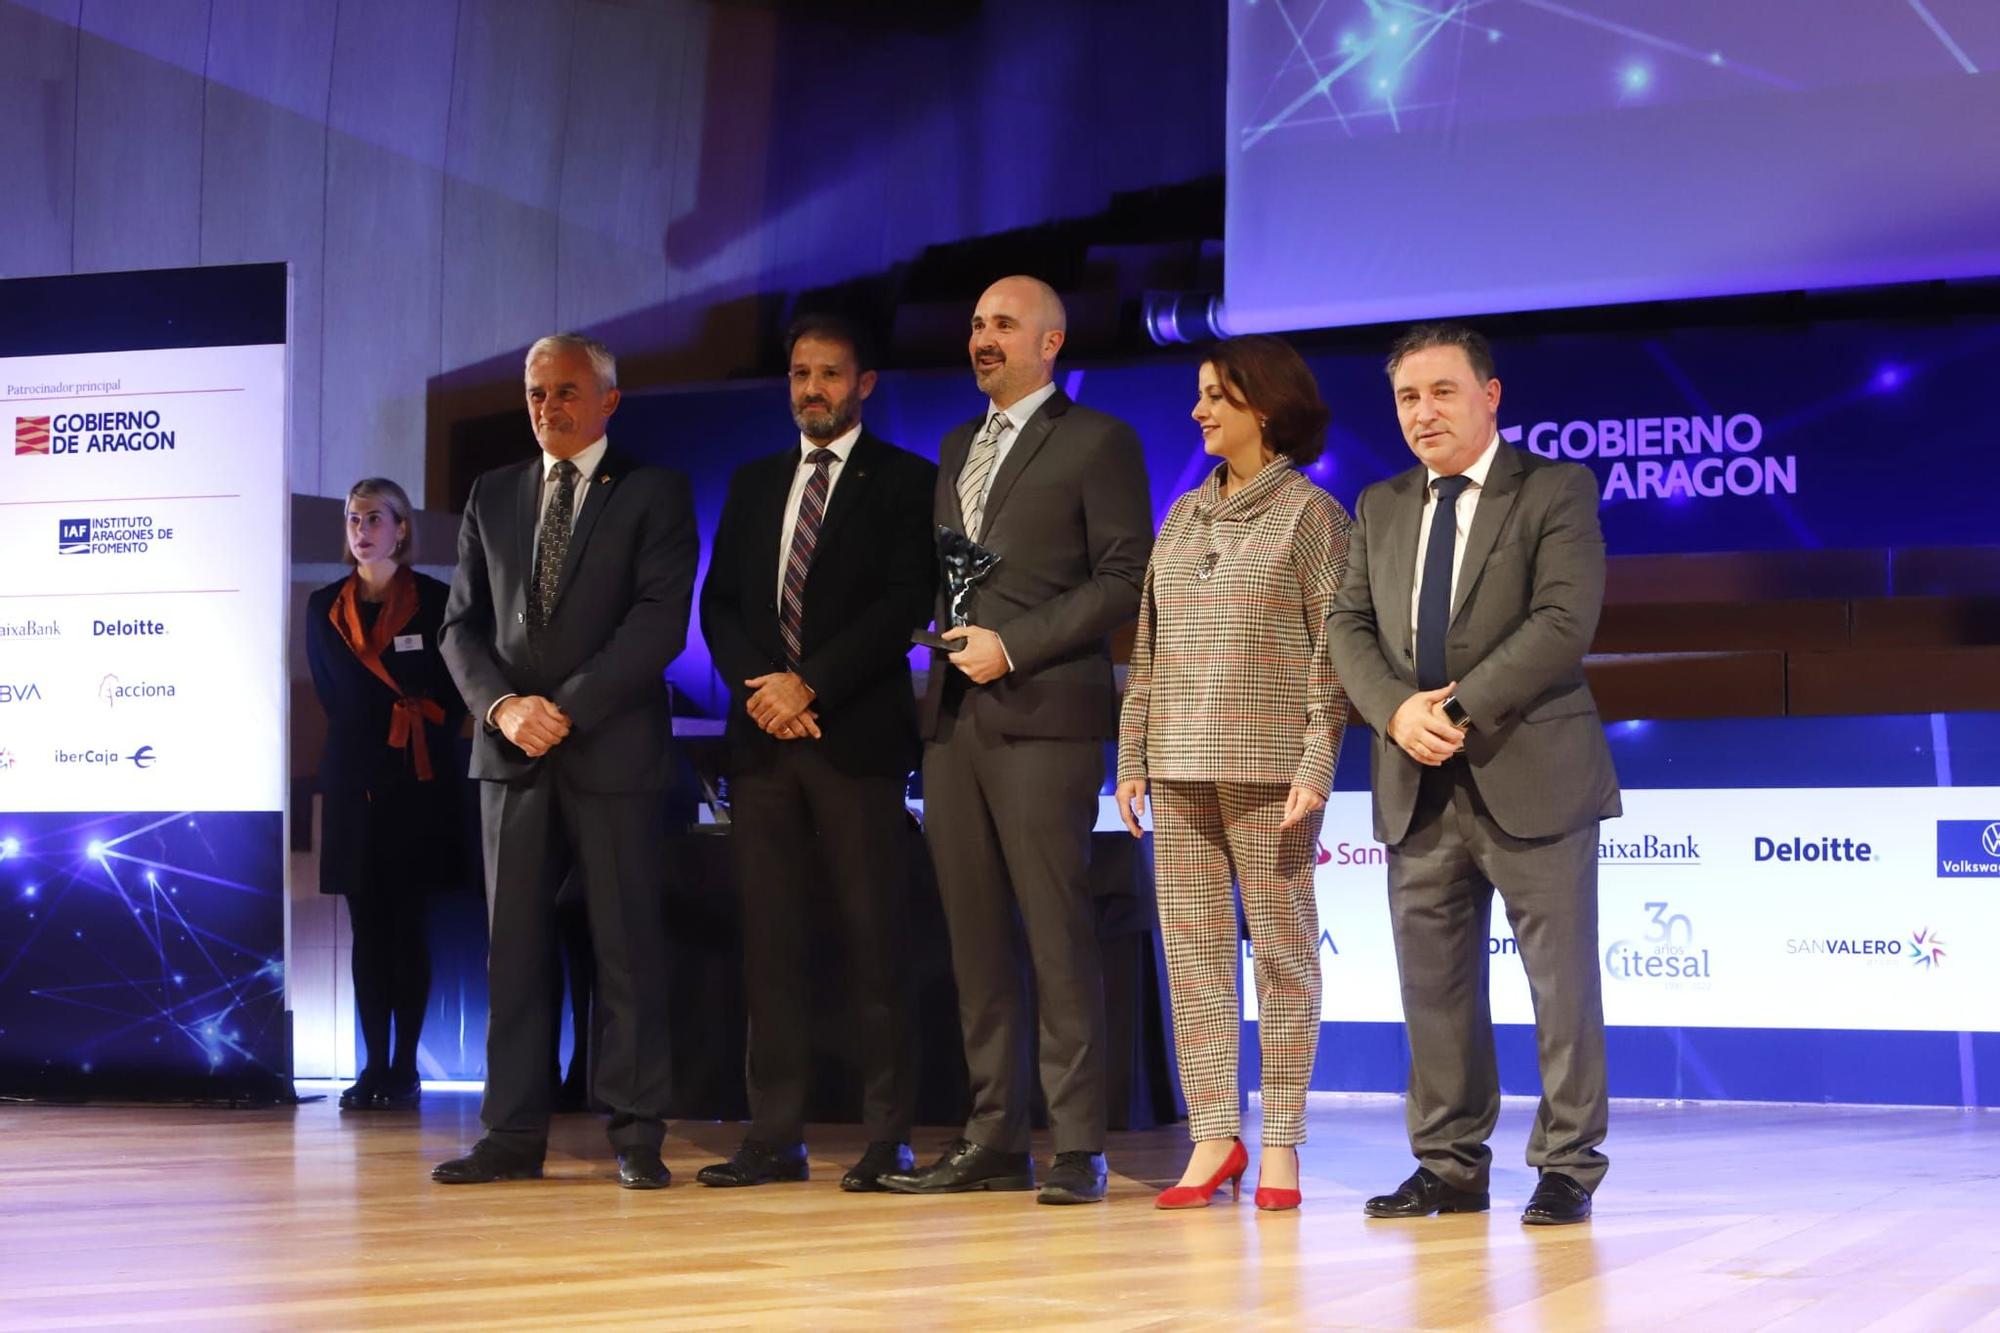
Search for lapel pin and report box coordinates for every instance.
[599,474,613,485]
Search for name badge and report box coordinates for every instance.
[392,634,423,652]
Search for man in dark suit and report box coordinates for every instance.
[435,333,698,1190]
[880,276,1153,1206]
[1326,324,1620,1226]
[694,314,937,1193]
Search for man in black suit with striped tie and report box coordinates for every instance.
[697,314,938,1192]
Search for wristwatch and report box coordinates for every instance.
[1439,695,1473,731]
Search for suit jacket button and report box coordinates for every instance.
[516,612,525,624]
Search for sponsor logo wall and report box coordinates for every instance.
[0,344,286,811]
[1245,788,2000,1033]
[2,317,289,1100]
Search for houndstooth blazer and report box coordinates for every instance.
[1117,459,1351,794]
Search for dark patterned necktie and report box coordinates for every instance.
[779,448,837,669]
[530,458,578,641]
[956,412,1009,541]
[1416,473,1472,690]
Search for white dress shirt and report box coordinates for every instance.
[774,423,861,605]
[1409,433,1501,659]
[967,379,1060,513]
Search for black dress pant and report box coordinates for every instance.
[550,894,598,1095]
[729,743,915,1146]
[478,774,673,1158]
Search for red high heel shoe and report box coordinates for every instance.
[1255,1149,1302,1212]
[1155,1139,1249,1209]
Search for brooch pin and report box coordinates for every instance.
[1195,552,1220,582]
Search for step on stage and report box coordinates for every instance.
[3,1091,1997,1330]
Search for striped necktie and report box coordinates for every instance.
[956,411,1009,541]
[779,448,838,669]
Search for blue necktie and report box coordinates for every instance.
[1416,474,1472,690]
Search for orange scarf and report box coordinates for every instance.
[329,567,447,781]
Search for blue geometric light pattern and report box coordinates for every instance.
[0,810,289,1099]
[1239,0,1994,150]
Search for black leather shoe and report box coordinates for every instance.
[879,1139,1035,1194]
[366,1073,421,1110]
[841,1141,915,1193]
[617,1148,672,1191]
[337,1071,380,1111]
[1037,1150,1108,1205]
[1363,1166,1490,1218]
[1521,1171,1591,1225]
[696,1141,808,1188]
[432,1140,544,1185]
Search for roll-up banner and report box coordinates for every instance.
[0,264,293,1101]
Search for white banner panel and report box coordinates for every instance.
[1245,788,2000,1032]
[1,344,288,813]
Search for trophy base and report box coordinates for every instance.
[910,628,958,652]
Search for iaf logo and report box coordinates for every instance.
[15,416,51,455]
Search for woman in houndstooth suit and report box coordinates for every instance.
[1116,335,1350,1212]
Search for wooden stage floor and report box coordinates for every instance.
[3,1088,1998,1331]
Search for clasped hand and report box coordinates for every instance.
[495,695,571,758]
[745,671,820,740]
[1389,683,1466,767]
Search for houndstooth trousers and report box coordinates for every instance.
[1151,778,1324,1146]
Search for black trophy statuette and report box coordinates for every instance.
[912,524,1002,651]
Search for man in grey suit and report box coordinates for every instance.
[434,333,699,1190]
[880,276,1153,1206]
[1326,324,1619,1226]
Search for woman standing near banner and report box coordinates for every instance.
[1115,335,1349,1211]
[306,478,468,1110]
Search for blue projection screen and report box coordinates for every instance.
[1225,1,2000,331]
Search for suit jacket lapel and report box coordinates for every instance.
[514,458,543,585]
[815,433,881,549]
[550,448,632,614]
[977,389,1067,535]
[1380,467,1425,659]
[1451,442,1523,623]
[745,451,793,616]
[939,421,975,531]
